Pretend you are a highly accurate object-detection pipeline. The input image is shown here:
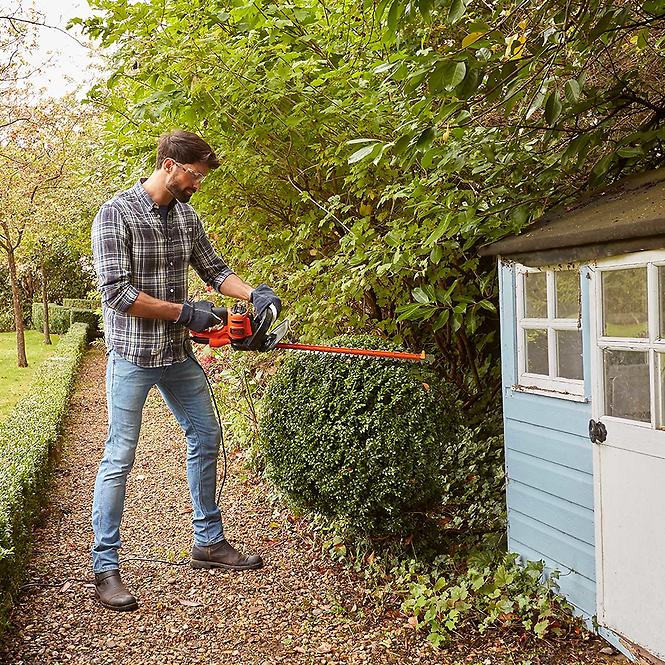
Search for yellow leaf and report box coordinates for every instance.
[359,202,373,216]
[511,43,525,60]
[461,31,484,48]
[504,34,518,59]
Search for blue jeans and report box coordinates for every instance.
[91,350,224,573]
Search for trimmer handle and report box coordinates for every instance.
[212,307,229,325]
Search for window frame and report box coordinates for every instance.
[592,252,665,429]
[515,265,585,398]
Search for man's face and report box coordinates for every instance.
[164,159,210,203]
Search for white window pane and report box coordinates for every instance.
[524,272,547,318]
[555,271,580,319]
[602,268,647,338]
[557,330,583,380]
[525,329,548,375]
[604,350,650,422]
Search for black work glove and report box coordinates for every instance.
[176,300,222,333]
[250,283,282,318]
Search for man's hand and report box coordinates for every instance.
[176,300,222,332]
[250,284,282,318]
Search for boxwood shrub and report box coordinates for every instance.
[62,298,97,310]
[31,302,71,334]
[30,303,100,340]
[259,335,461,535]
[0,323,89,631]
[0,310,14,333]
[69,308,101,341]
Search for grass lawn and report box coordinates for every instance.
[0,330,61,420]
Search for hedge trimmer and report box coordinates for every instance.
[190,301,429,362]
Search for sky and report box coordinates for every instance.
[19,0,101,99]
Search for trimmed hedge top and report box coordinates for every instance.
[259,334,461,534]
[0,323,89,630]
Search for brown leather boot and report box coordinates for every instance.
[94,570,138,611]
[191,539,263,570]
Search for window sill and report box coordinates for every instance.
[510,383,588,403]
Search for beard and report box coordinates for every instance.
[165,175,195,203]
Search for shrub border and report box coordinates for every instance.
[0,323,89,632]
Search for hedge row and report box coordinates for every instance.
[0,323,89,631]
[31,302,100,340]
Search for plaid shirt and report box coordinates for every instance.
[92,180,234,367]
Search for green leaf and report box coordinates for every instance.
[392,133,413,155]
[428,62,448,93]
[396,303,424,321]
[616,145,645,158]
[421,147,436,169]
[416,127,436,150]
[534,619,550,638]
[373,62,397,74]
[348,143,380,164]
[592,153,614,177]
[387,0,405,36]
[426,218,450,245]
[413,287,431,304]
[432,309,450,331]
[447,0,468,25]
[347,138,379,146]
[544,91,562,125]
[564,80,580,103]
[430,245,443,263]
[445,61,467,89]
[526,87,547,120]
[405,68,430,94]
[642,0,665,15]
[511,204,530,226]
[416,0,433,18]
[458,67,479,99]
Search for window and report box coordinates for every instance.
[516,266,584,397]
[596,259,665,426]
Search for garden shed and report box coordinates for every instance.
[480,167,665,663]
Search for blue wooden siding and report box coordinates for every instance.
[499,263,597,618]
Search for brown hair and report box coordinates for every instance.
[156,130,220,169]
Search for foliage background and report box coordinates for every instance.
[79,0,665,410]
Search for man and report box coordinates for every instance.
[91,130,281,612]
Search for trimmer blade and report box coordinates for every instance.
[261,319,290,351]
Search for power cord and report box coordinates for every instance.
[186,347,228,506]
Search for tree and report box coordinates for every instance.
[79,0,665,408]
[0,95,89,366]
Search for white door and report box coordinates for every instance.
[591,253,665,660]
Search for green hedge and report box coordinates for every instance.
[69,309,101,342]
[0,311,14,333]
[32,302,100,339]
[31,303,71,334]
[62,298,97,310]
[259,334,461,535]
[0,323,89,631]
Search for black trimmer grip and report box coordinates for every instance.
[212,307,228,325]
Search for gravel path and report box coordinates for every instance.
[0,347,628,665]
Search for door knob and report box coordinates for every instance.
[588,419,607,444]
